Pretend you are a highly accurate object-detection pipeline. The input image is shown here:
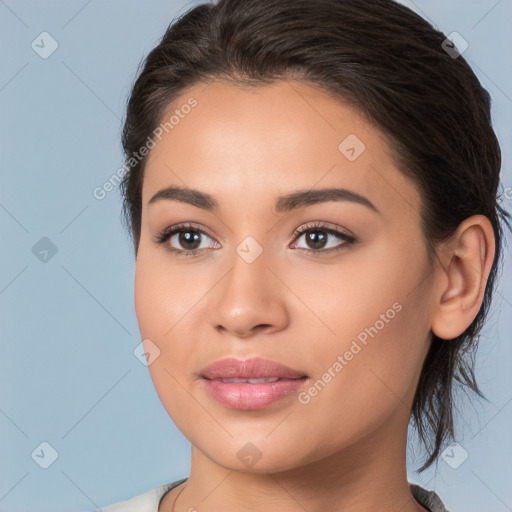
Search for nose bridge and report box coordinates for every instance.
[210,234,288,336]
[225,235,273,306]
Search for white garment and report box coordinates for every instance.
[94,478,186,512]
[94,478,450,512]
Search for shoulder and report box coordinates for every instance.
[410,482,451,512]
[94,478,187,512]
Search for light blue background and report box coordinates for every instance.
[1,1,511,511]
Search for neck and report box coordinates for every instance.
[166,407,428,512]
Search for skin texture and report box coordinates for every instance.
[134,80,495,512]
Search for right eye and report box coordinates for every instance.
[152,223,220,256]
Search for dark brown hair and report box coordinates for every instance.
[119,0,511,470]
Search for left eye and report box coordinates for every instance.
[290,224,356,253]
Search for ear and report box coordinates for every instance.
[431,215,496,340]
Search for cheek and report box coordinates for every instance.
[134,249,195,338]
[134,254,165,338]
[295,240,431,425]
[294,306,429,453]
[134,254,179,387]
[133,251,206,421]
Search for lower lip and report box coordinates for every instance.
[202,377,308,410]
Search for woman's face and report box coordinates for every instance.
[134,80,437,473]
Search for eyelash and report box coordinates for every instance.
[152,221,356,257]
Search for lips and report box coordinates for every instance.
[200,357,309,410]
[200,357,308,380]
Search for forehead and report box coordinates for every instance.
[142,80,421,220]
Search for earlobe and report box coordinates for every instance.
[431,215,495,340]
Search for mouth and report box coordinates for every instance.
[204,376,304,384]
[201,375,308,410]
[201,377,308,409]
[199,357,308,410]
[200,356,308,380]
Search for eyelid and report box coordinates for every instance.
[151,222,218,249]
[289,221,356,255]
[290,221,354,241]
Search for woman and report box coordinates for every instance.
[100,0,510,510]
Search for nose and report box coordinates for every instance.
[209,249,290,339]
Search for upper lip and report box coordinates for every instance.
[200,357,308,380]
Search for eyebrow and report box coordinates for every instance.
[148,186,380,214]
